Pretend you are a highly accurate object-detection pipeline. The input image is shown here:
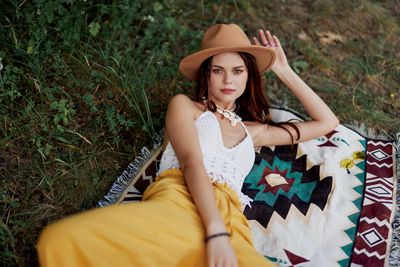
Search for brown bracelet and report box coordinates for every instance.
[204,232,231,243]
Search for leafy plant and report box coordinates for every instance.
[50,99,76,129]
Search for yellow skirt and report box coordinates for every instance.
[37,169,275,267]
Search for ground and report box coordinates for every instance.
[0,0,399,266]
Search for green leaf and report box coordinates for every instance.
[50,101,58,110]
[53,115,60,124]
[62,117,68,126]
[54,136,71,144]
[44,143,53,156]
[153,2,163,12]
[56,124,64,132]
[88,21,101,37]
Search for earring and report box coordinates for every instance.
[202,96,207,104]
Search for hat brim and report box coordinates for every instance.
[179,45,276,81]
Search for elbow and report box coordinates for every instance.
[327,116,339,132]
[180,156,205,174]
[332,116,340,129]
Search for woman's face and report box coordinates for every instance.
[207,52,248,107]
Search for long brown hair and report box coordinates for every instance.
[195,52,300,143]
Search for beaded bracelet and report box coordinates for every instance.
[204,232,231,243]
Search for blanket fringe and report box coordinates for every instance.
[389,132,400,267]
[96,133,163,207]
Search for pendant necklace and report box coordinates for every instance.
[202,97,242,127]
[215,104,242,127]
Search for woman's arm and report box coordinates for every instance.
[165,94,238,266]
[250,30,339,146]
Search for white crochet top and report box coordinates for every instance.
[157,110,255,209]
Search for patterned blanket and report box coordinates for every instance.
[98,108,399,267]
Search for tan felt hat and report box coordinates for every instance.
[179,23,276,81]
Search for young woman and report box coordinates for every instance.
[37,24,338,267]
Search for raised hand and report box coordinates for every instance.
[253,29,290,75]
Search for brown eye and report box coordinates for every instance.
[212,69,223,74]
[233,69,243,74]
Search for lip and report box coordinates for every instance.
[220,89,236,94]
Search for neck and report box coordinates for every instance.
[208,97,235,111]
[202,96,242,127]
[215,102,235,112]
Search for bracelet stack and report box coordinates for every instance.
[204,232,231,243]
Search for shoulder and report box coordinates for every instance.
[167,94,205,120]
[165,94,203,147]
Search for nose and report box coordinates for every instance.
[224,72,233,84]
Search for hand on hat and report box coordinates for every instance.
[252,29,290,75]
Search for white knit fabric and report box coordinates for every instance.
[157,110,255,209]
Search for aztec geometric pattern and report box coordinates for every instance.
[97,108,398,267]
[240,109,397,267]
[243,144,333,228]
[349,140,396,266]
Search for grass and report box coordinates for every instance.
[0,0,399,266]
